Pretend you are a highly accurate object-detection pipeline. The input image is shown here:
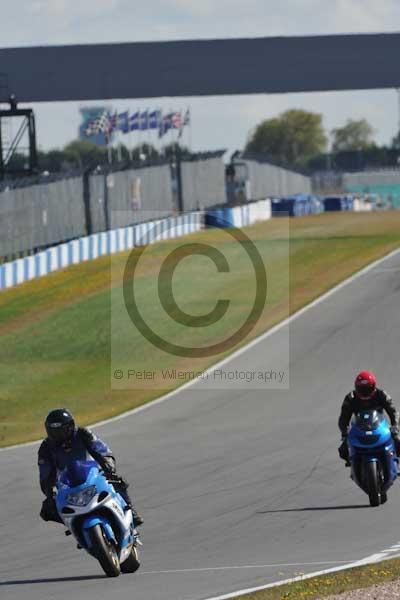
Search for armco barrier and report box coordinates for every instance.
[271,194,323,217]
[205,199,271,228]
[0,212,202,291]
[323,195,354,212]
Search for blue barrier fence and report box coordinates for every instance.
[0,212,202,290]
[0,193,367,292]
[205,199,271,228]
[322,195,354,212]
[271,194,324,217]
[271,194,359,216]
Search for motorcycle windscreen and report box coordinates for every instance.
[60,460,98,487]
[354,410,385,432]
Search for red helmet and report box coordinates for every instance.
[354,371,377,400]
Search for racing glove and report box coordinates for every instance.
[100,456,117,476]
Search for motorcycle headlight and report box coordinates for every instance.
[66,486,97,507]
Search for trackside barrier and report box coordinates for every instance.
[205,199,271,228]
[0,193,370,292]
[353,198,373,212]
[323,195,354,212]
[0,212,202,291]
[271,194,323,217]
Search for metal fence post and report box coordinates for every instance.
[103,172,110,231]
[82,169,92,235]
[176,149,184,212]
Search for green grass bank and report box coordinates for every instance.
[1,211,400,446]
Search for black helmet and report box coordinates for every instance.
[45,409,75,445]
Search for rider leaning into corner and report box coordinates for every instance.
[338,371,400,463]
[38,408,143,527]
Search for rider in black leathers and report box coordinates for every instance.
[38,409,143,527]
[338,371,400,462]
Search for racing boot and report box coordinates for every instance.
[132,509,144,528]
[124,500,143,527]
[338,437,350,466]
[115,477,144,527]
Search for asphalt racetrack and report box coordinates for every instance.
[1,250,400,600]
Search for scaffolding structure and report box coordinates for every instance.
[0,92,38,179]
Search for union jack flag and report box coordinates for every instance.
[178,108,191,138]
[107,112,118,133]
[159,113,173,138]
[171,111,182,129]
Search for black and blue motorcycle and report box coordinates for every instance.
[348,410,398,506]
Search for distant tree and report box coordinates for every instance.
[63,139,107,169]
[162,142,190,159]
[107,143,132,163]
[331,119,375,152]
[391,131,400,150]
[245,109,327,166]
[128,143,160,162]
[34,140,162,174]
[38,149,68,172]
[6,152,29,171]
[119,143,133,161]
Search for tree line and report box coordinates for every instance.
[7,110,400,174]
[7,141,189,174]
[245,109,400,170]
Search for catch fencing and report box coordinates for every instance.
[88,164,174,233]
[0,154,226,261]
[0,175,85,259]
[231,157,311,202]
[181,155,226,211]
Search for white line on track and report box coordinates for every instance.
[199,549,400,600]
[2,246,400,454]
[139,560,358,575]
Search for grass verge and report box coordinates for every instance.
[1,211,400,446]
[234,556,400,599]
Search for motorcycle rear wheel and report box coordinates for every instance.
[87,524,121,577]
[366,461,380,507]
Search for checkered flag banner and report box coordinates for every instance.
[85,111,111,137]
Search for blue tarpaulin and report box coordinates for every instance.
[323,195,354,212]
[271,194,323,217]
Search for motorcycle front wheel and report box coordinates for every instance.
[366,461,380,507]
[121,545,141,573]
[87,524,121,577]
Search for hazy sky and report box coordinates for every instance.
[1,0,400,156]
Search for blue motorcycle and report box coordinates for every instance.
[55,460,141,577]
[348,410,398,506]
